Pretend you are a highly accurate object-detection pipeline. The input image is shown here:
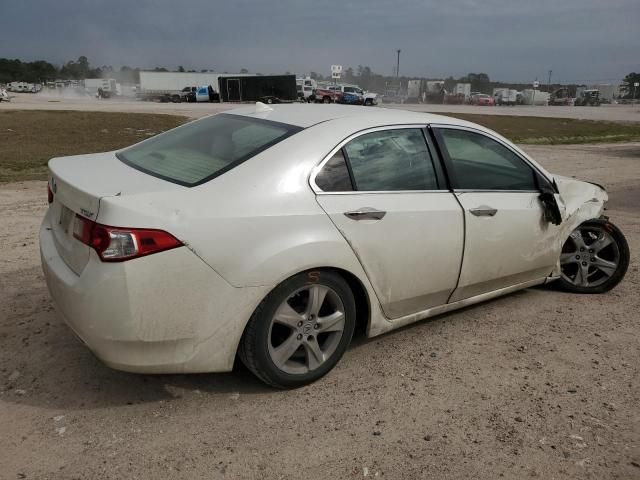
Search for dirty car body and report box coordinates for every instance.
[40,104,623,385]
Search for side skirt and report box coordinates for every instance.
[369,276,549,336]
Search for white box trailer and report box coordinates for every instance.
[454,83,471,99]
[493,88,518,106]
[137,71,255,102]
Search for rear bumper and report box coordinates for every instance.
[40,210,269,373]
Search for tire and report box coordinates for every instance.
[557,219,629,293]
[323,96,331,104]
[239,270,356,389]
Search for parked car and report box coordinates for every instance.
[470,93,496,106]
[41,105,629,388]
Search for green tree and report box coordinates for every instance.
[620,72,640,99]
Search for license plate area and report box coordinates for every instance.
[58,205,74,234]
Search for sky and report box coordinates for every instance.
[1,0,637,84]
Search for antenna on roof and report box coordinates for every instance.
[255,102,273,113]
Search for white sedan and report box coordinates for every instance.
[40,104,629,388]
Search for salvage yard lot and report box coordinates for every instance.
[2,109,640,182]
[0,109,639,479]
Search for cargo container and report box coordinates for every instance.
[217,75,297,102]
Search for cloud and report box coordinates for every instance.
[1,0,637,82]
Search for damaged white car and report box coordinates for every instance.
[40,104,629,388]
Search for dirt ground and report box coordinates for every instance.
[3,91,640,122]
[0,143,639,479]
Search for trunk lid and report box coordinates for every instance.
[48,151,182,274]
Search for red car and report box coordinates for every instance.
[470,94,496,106]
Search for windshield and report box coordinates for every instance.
[117,114,301,186]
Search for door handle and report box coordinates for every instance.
[469,206,498,217]
[344,208,386,221]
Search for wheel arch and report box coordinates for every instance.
[236,265,373,360]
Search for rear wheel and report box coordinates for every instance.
[239,270,356,388]
[323,96,331,104]
[558,219,629,293]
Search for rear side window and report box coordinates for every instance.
[315,150,353,192]
[117,114,301,187]
[436,128,537,191]
[343,129,438,191]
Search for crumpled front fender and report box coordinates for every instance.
[550,175,609,276]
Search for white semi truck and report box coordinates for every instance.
[136,71,254,102]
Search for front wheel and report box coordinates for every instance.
[558,219,629,293]
[239,270,356,388]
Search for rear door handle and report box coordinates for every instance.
[344,208,386,221]
[469,206,498,217]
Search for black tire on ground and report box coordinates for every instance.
[556,219,629,294]
[239,270,356,389]
[364,99,372,106]
[323,96,331,104]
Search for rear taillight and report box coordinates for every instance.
[73,215,182,262]
[47,183,54,204]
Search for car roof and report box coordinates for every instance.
[223,103,472,129]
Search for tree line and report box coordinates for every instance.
[2,56,638,98]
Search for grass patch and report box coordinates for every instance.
[440,113,640,144]
[0,110,186,182]
[1,110,639,183]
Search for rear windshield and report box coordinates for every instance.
[117,114,301,186]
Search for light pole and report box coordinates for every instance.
[396,49,401,78]
[547,70,552,93]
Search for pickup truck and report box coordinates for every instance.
[317,84,378,105]
[313,88,343,104]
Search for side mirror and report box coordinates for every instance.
[538,175,562,225]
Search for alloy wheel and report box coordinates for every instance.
[267,284,346,375]
[560,224,620,288]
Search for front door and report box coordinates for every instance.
[314,127,464,319]
[432,126,561,302]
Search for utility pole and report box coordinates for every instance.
[396,49,401,78]
[547,70,553,92]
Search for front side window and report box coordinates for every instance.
[117,114,300,186]
[436,128,537,191]
[343,129,438,191]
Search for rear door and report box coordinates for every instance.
[313,126,464,319]
[432,126,561,301]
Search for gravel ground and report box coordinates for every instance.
[0,143,639,479]
[2,92,640,121]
